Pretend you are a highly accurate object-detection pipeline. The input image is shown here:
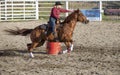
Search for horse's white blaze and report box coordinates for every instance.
[30,52,34,58]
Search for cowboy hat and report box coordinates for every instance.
[55,1,63,5]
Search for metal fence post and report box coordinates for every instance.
[0,1,1,21]
[100,1,102,21]
[12,0,13,20]
[5,0,7,20]
[36,0,39,20]
[66,1,68,17]
[24,0,25,20]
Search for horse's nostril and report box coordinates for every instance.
[84,20,89,24]
[87,20,89,23]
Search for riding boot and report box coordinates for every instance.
[53,32,59,42]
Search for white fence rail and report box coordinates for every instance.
[0,0,120,21]
[0,0,37,21]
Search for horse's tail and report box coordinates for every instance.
[4,27,33,36]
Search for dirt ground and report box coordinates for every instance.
[0,20,120,75]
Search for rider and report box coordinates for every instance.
[49,1,72,41]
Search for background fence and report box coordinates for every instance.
[0,0,37,21]
[0,0,120,21]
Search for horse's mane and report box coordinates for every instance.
[62,10,78,23]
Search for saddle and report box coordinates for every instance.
[39,19,62,32]
[38,24,49,31]
[38,20,63,41]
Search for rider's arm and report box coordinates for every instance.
[59,8,71,13]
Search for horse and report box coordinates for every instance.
[6,9,89,58]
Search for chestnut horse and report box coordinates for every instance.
[6,9,89,57]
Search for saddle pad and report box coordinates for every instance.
[39,24,48,30]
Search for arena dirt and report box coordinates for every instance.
[0,20,120,75]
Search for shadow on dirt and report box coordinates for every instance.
[0,45,120,57]
[73,45,120,53]
[0,49,47,57]
[0,49,27,57]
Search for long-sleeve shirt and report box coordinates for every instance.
[50,7,71,19]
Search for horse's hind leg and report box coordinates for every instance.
[27,43,31,50]
[28,42,39,58]
[27,40,45,58]
[36,39,45,47]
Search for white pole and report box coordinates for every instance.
[24,0,25,20]
[99,1,102,21]
[0,1,1,21]
[66,1,68,16]
[12,0,13,20]
[5,0,7,20]
[36,0,39,20]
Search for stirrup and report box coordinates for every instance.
[44,31,47,34]
[54,38,59,42]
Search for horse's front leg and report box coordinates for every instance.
[70,43,74,51]
[69,40,74,51]
[63,42,73,54]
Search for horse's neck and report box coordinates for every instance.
[63,13,77,27]
[68,20,77,28]
[63,17,77,30]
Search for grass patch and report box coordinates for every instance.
[102,14,120,22]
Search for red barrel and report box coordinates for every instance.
[46,42,61,55]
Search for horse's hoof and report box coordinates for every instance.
[62,50,68,54]
[67,50,71,53]
[30,52,34,58]
[30,55,34,58]
[58,51,63,54]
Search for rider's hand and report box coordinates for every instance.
[69,9,74,12]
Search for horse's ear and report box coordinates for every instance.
[77,9,79,11]
[75,9,80,13]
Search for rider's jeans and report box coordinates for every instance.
[49,17,56,33]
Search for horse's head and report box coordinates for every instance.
[75,9,89,24]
